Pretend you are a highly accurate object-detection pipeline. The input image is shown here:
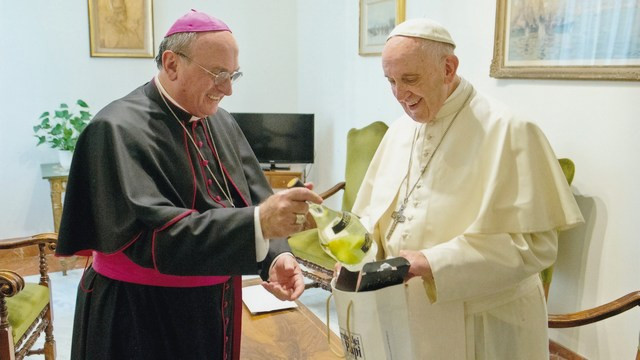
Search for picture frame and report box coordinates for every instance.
[490,0,640,81]
[359,0,406,56]
[88,0,155,58]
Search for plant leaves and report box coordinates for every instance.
[70,118,88,132]
[51,123,63,135]
[35,100,91,151]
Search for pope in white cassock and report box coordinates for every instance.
[351,19,584,359]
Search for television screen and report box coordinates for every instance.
[231,113,314,167]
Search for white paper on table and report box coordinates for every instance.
[242,284,298,314]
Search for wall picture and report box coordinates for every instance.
[490,0,640,81]
[88,0,154,58]
[359,0,406,55]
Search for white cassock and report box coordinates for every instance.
[352,77,584,359]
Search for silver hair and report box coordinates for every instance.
[155,32,198,69]
[419,39,455,64]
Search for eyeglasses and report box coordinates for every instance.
[175,52,243,86]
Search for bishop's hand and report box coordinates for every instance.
[259,184,322,238]
[262,254,305,301]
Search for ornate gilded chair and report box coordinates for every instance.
[288,121,389,290]
[0,233,57,360]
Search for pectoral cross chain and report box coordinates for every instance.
[386,203,406,240]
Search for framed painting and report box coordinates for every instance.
[490,0,640,81]
[88,0,154,58]
[359,0,406,55]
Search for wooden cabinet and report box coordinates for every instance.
[263,170,302,189]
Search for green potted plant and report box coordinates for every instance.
[34,99,92,169]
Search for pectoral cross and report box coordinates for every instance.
[386,203,406,240]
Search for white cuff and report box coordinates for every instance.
[254,206,269,262]
[269,252,296,273]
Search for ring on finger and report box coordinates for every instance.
[294,213,305,225]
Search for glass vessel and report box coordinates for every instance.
[289,178,377,271]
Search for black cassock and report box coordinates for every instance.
[56,80,288,360]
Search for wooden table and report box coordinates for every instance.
[241,278,343,359]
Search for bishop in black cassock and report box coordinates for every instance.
[55,10,317,360]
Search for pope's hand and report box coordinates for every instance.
[333,262,342,280]
[262,254,305,301]
[399,249,433,281]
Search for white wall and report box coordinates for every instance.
[1,1,153,236]
[296,0,401,210]
[1,0,638,358]
[0,0,299,236]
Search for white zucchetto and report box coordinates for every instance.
[387,18,456,48]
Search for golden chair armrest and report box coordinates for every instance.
[0,271,26,298]
[548,291,640,328]
[319,182,346,200]
[0,233,57,252]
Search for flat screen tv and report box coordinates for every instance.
[231,112,314,170]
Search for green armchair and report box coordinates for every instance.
[288,121,388,290]
[0,233,57,360]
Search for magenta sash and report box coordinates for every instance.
[92,251,229,287]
